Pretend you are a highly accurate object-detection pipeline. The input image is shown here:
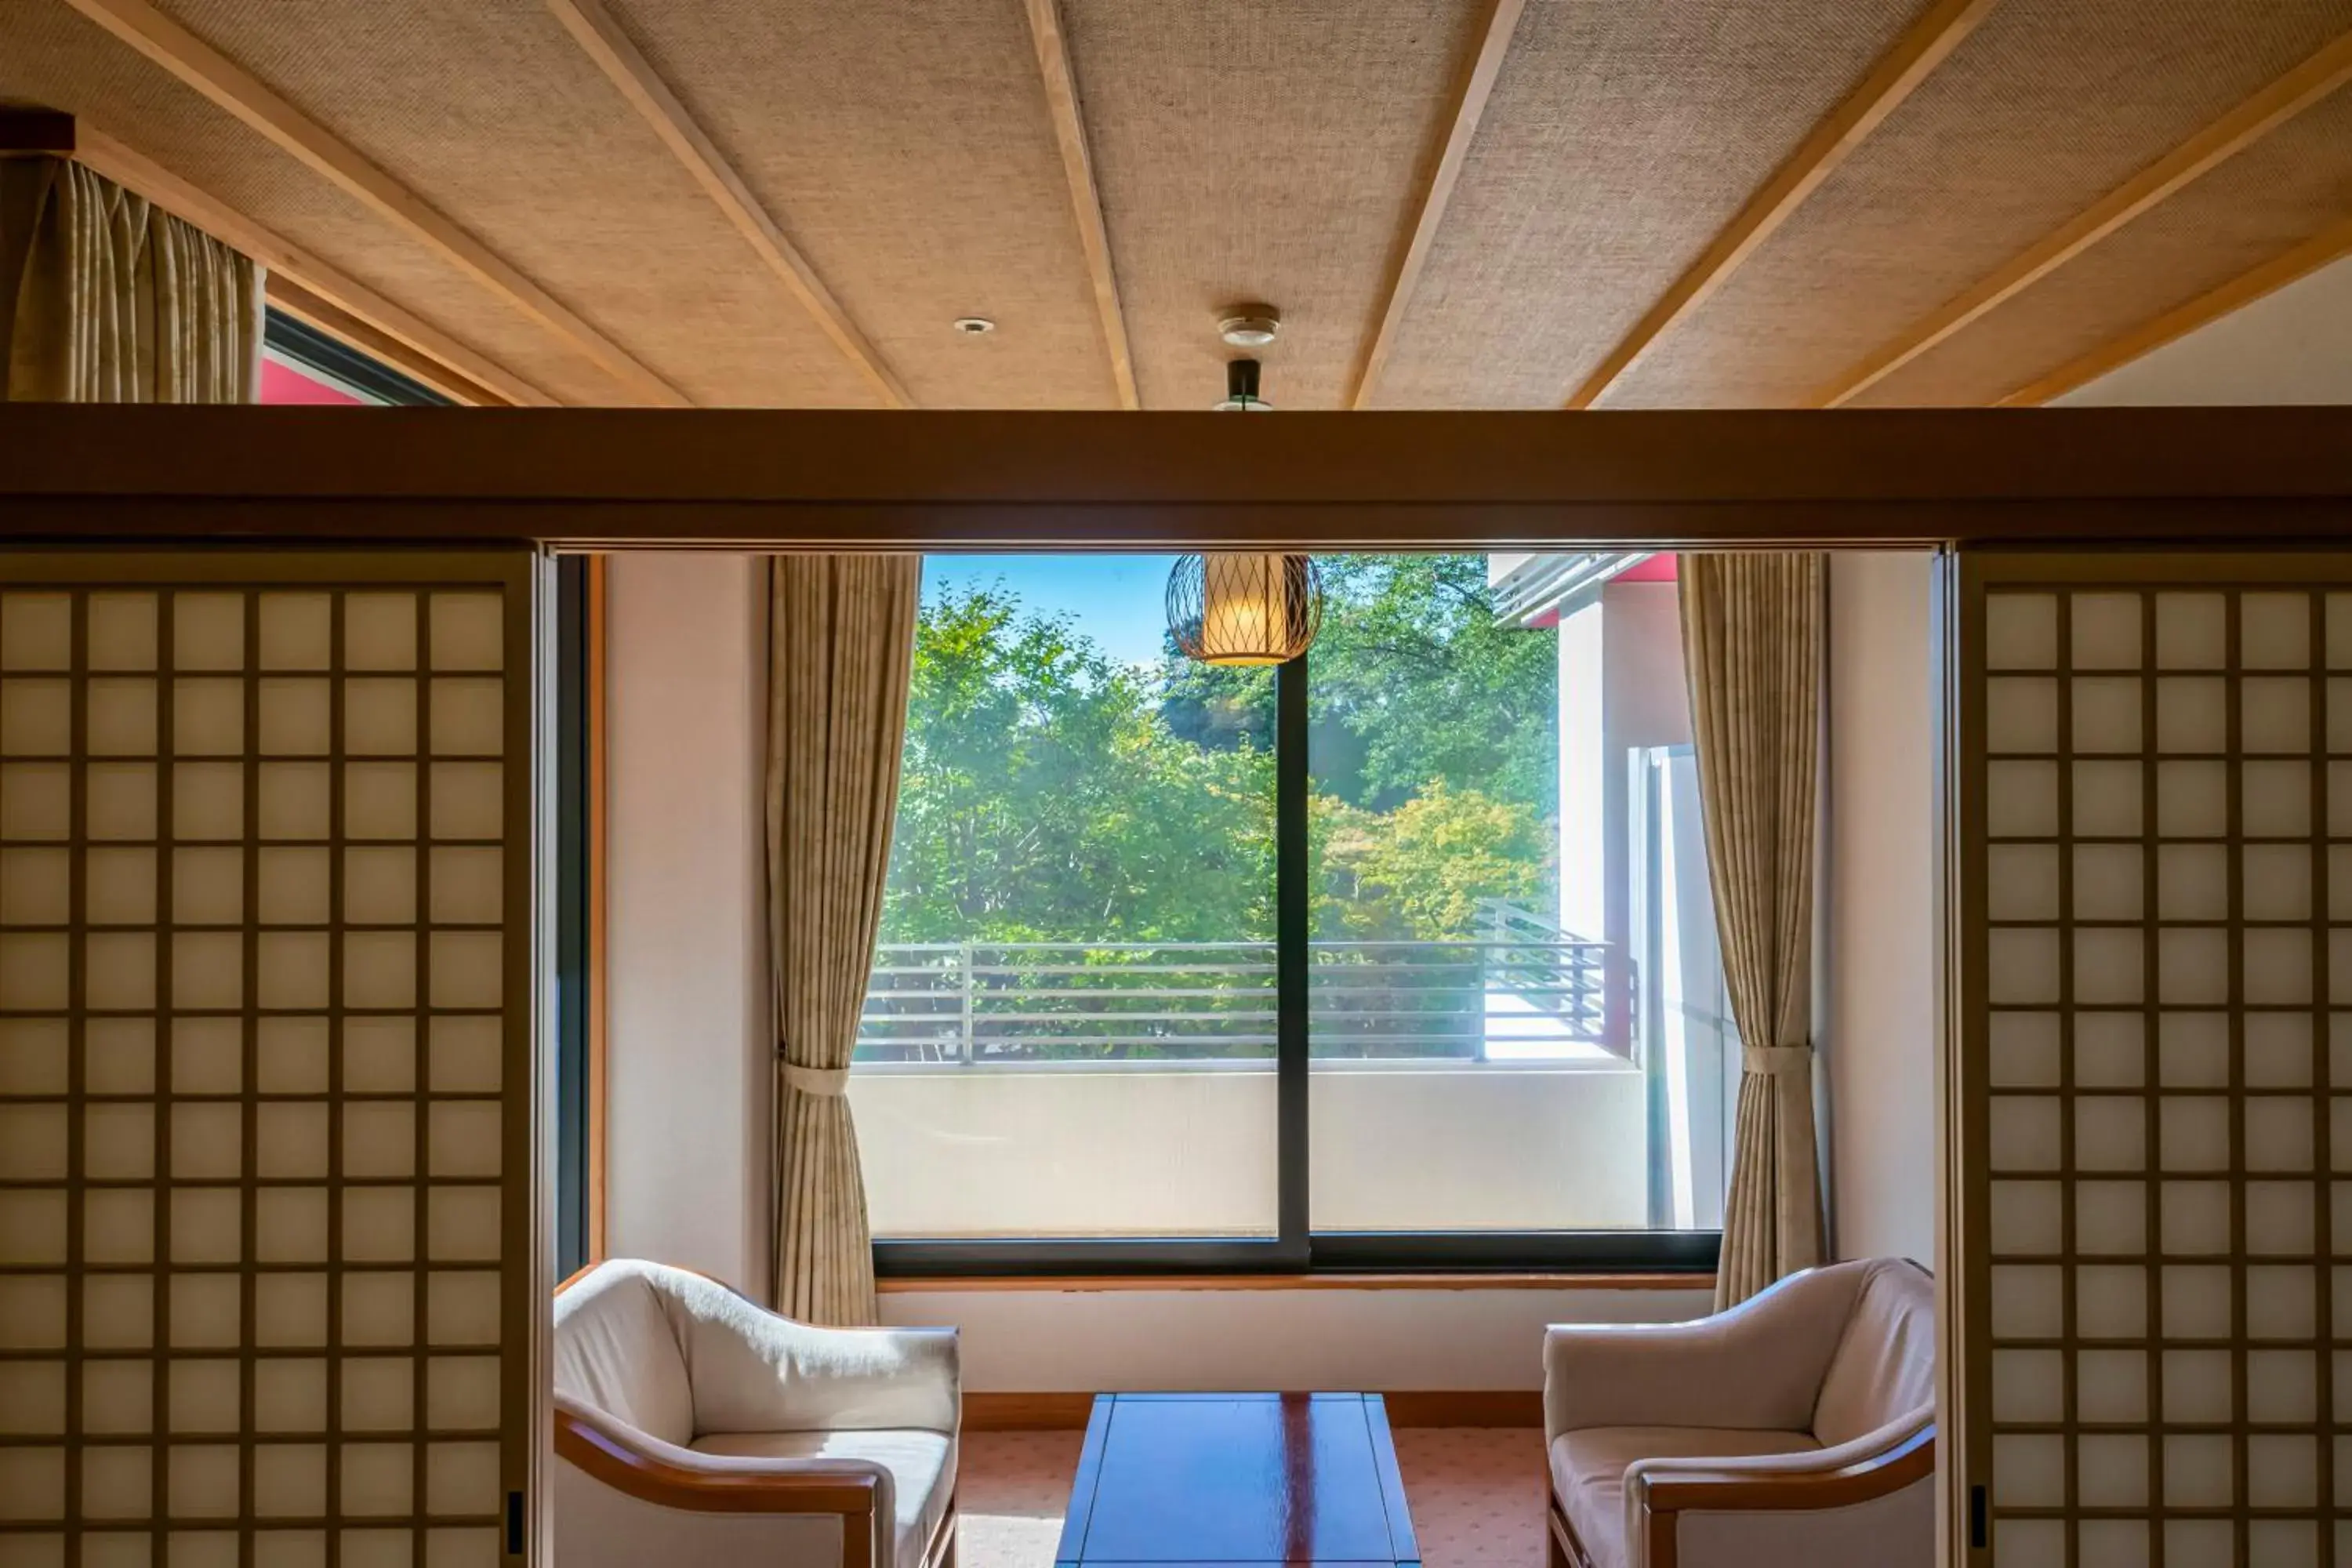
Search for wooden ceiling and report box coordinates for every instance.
[5,0,2349,409]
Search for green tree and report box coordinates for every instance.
[873,561,1563,1062]
[1312,782,1551,942]
[1305,554,1556,818]
[881,586,1273,946]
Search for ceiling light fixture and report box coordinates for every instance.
[1214,358,1273,412]
[952,317,996,335]
[1166,552,1325,666]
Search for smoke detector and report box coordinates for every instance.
[1218,306,1282,350]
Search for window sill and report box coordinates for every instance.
[876,1271,1715,1294]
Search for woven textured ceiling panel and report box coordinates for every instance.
[159,0,883,408]
[1854,82,2352,406]
[0,0,632,406]
[1369,0,1924,410]
[1604,0,2352,408]
[1065,0,1483,411]
[603,0,1117,410]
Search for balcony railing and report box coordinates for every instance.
[858,915,1628,1066]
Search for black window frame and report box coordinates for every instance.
[866,650,1720,1281]
[262,309,453,407]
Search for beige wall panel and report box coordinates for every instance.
[1852,85,2352,408]
[1608,0,2352,408]
[601,556,770,1298]
[151,0,882,408]
[0,0,633,407]
[1062,0,1486,411]
[597,0,1118,411]
[1369,0,1924,410]
[1827,552,1939,1266]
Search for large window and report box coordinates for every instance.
[855,552,1729,1272]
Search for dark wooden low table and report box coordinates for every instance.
[1054,1393,1421,1566]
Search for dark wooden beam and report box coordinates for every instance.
[0,110,76,154]
[0,407,2346,547]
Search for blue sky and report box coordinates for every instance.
[922,553,1178,667]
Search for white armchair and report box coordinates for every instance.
[553,1259,960,1568]
[1543,1258,1934,1568]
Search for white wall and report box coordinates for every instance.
[878,1283,1712,1392]
[1824,552,1939,1266]
[604,553,771,1296]
[2056,252,2352,406]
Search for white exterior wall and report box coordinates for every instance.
[1598,579,1693,960]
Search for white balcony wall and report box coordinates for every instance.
[853,1062,1647,1236]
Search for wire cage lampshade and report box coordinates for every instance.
[1166,552,1324,666]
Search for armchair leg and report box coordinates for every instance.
[924,1499,958,1568]
[1546,1497,1577,1568]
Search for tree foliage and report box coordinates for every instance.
[878,557,1557,951]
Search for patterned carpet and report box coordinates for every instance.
[957,1426,1549,1566]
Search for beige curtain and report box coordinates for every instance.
[1681,553,1828,1312]
[767,555,920,1326]
[2,156,261,402]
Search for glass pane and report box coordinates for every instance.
[853,556,1276,1238]
[1306,553,1719,1231]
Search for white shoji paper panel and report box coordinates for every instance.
[1971,568,2352,1567]
[0,569,521,1568]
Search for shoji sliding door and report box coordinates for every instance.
[0,554,540,1568]
[1957,554,2350,1567]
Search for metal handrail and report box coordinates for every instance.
[858,933,1628,1065]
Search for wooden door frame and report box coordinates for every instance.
[6,404,2348,1568]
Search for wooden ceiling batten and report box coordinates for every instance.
[1025,0,1138,410]
[1813,27,2352,409]
[1998,214,2352,407]
[73,123,554,407]
[1563,0,1998,411]
[541,0,913,410]
[56,0,691,407]
[1349,0,1530,410]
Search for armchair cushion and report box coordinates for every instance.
[1543,1261,1867,1436]
[553,1260,962,1568]
[1543,1260,1934,1568]
[1549,1428,1820,1568]
[554,1258,960,1438]
[694,1431,956,1566]
[553,1264,696,1447]
[1810,1261,1936,1447]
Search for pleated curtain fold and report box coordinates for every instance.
[1680,552,1828,1312]
[2,155,261,402]
[766,555,921,1327]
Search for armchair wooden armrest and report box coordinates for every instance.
[1623,1425,1935,1568]
[554,1406,888,1519]
[554,1404,957,1568]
